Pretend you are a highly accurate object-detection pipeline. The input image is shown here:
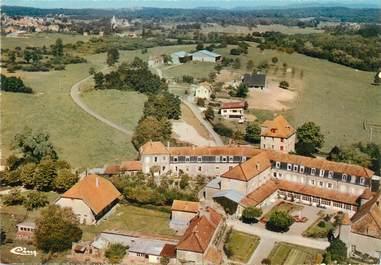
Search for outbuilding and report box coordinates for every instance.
[192,50,222,63]
[242,73,267,90]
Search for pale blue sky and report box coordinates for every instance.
[1,0,380,9]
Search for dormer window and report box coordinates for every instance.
[293,165,298,172]
[271,128,277,133]
[185,156,190,162]
[311,168,316,175]
[197,156,202,162]
[275,162,281,169]
[342,174,347,182]
[360,177,365,185]
[229,156,233,162]
[174,156,178,162]
[319,170,325,177]
[300,166,305,174]
[287,164,292,171]
[328,171,333,178]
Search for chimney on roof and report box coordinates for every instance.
[96,177,99,188]
[256,163,260,171]
[167,141,170,149]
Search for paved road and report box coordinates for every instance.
[70,74,133,136]
[152,65,224,146]
[228,219,330,265]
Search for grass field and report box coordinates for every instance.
[81,204,176,241]
[225,230,260,263]
[2,32,93,49]
[166,43,381,150]
[81,90,147,131]
[268,242,323,265]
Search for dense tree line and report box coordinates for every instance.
[1,128,78,192]
[94,57,167,94]
[259,31,381,71]
[1,74,33,93]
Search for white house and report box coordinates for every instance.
[192,50,222,63]
[220,101,246,121]
[194,82,212,100]
[55,174,121,225]
[260,115,296,153]
[170,51,192,64]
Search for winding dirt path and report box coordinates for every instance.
[70,74,133,136]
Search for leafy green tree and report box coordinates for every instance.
[106,47,119,66]
[204,106,215,121]
[179,174,190,189]
[24,50,32,63]
[35,205,82,253]
[51,38,64,57]
[88,67,96,75]
[6,154,22,171]
[296,122,325,156]
[272,57,279,64]
[2,188,25,206]
[33,157,57,191]
[8,51,16,63]
[213,123,233,137]
[197,97,206,107]
[236,83,248,97]
[23,191,48,210]
[93,72,105,89]
[279,80,289,89]
[246,59,254,71]
[2,169,22,186]
[132,116,172,148]
[0,228,6,245]
[54,169,78,193]
[245,122,261,143]
[13,128,58,163]
[266,211,293,232]
[20,163,37,188]
[143,93,181,120]
[233,58,241,69]
[1,74,33,93]
[196,43,204,50]
[182,75,194,84]
[242,206,263,224]
[105,244,128,263]
[160,256,170,265]
[323,239,347,264]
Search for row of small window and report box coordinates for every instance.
[275,162,366,185]
[18,227,35,232]
[274,172,334,189]
[172,156,245,163]
[280,191,354,210]
[174,165,234,172]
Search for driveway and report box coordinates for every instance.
[70,73,133,136]
[228,219,330,265]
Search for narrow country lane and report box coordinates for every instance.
[152,65,224,146]
[70,73,133,136]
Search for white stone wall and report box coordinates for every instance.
[260,134,296,153]
[141,154,170,175]
[348,232,381,258]
[195,87,210,99]
[169,162,236,178]
[221,108,244,120]
[55,198,95,225]
[192,55,216,62]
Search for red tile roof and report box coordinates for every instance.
[61,174,121,215]
[351,192,381,239]
[140,141,168,155]
[221,152,271,181]
[169,146,261,157]
[160,244,177,258]
[176,208,222,253]
[172,200,200,213]
[240,179,279,207]
[120,160,142,172]
[220,101,245,109]
[266,150,374,179]
[104,165,121,175]
[261,115,295,138]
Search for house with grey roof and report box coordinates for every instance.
[192,50,222,63]
[242,73,267,90]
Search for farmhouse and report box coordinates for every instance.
[242,73,267,90]
[194,82,212,99]
[120,160,142,175]
[260,115,296,153]
[176,207,224,264]
[192,50,222,63]
[171,51,192,64]
[219,101,245,121]
[55,174,121,225]
[170,200,200,231]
